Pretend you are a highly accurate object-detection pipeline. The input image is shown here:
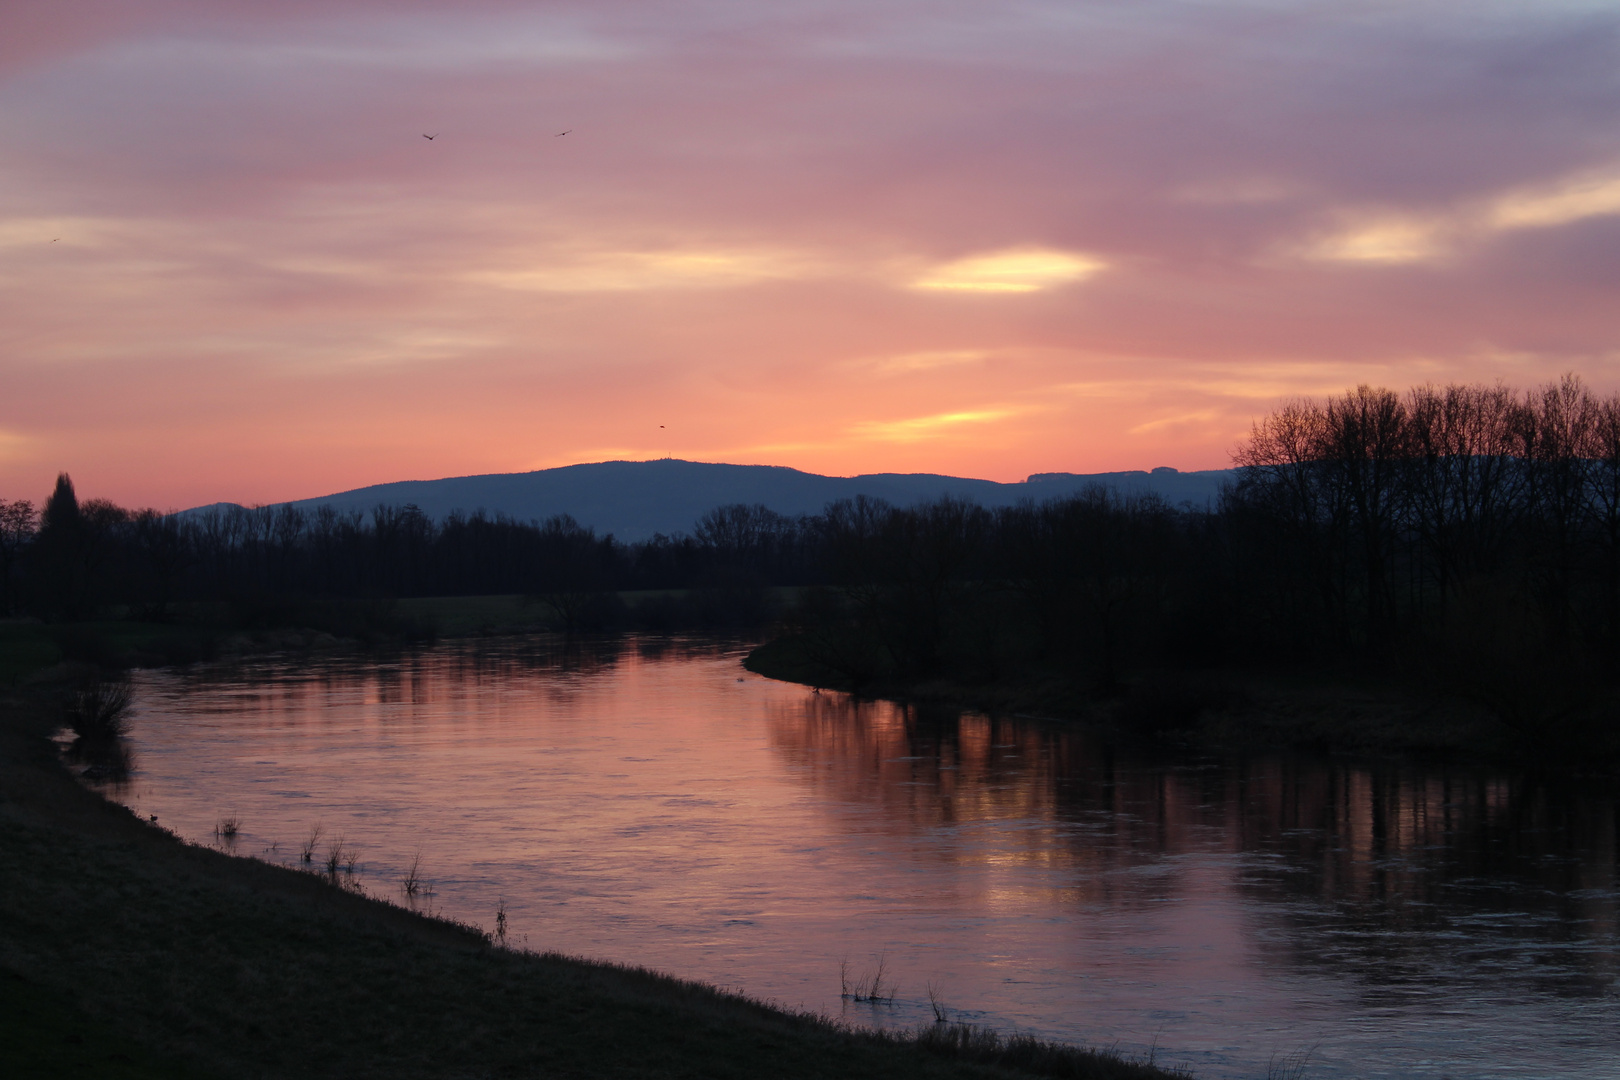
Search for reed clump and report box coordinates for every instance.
[1266,1045,1315,1080]
[401,850,423,898]
[840,954,895,1004]
[315,836,364,893]
[299,823,322,865]
[59,670,133,742]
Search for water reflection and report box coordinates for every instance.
[117,637,1620,1079]
[769,695,1620,998]
[63,732,135,787]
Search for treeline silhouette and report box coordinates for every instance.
[3,376,1617,752]
[0,478,821,634]
[773,375,1620,754]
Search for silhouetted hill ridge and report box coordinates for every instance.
[184,459,1233,541]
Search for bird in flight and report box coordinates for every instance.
[423,133,436,140]
[555,129,571,137]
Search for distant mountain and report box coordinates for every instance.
[189,460,1234,542]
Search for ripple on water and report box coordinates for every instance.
[115,636,1620,1080]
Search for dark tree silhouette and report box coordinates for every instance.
[32,474,90,619]
[0,497,37,616]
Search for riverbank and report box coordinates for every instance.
[0,643,1187,1079]
[743,633,1564,766]
[0,590,794,686]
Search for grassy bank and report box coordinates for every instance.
[1,636,1185,1080]
[744,633,1522,764]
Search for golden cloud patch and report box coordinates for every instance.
[911,248,1106,293]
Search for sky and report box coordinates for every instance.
[3,0,1619,510]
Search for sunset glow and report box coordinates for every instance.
[910,248,1107,293]
[3,1,1618,510]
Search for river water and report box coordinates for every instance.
[108,635,1618,1079]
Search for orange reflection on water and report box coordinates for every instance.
[768,691,1619,971]
[113,637,1620,1080]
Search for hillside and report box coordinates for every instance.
[187,460,1233,541]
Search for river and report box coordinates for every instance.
[105,635,1619,1079]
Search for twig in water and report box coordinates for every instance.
[842,953,896,1004]
[402,850,423,898]
[323,837,346,880]
[300,824,322,865]
[926,980,948,1023]
[869,952,892,1003]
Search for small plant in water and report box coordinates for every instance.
[323,837,348,881]
[214,814,240,843]
[401,850,423,898]
[926,980,948,1023]
[1267,1045,1315,1080]
[313,836,365,893]
[494,898,508,946]
[300,823,322,865]
[840,953,895,1004]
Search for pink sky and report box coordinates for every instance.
[3,0,1619,510]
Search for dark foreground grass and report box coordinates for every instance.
[0,677,1184,1080]
[0,969,206,1080]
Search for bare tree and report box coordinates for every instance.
[1588,392,1620,652]
[1233,396,1351,644]
[695,503,788,572]
[1402,382,1524,624]
[0,497,38,616]
[1519,375,1597,642]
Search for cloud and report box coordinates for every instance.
[909,248,1106,293]
[1487,168,1620,229]
[1306,162,1620,265]
[1304,216,1452,265]
[0,215,125,250]
[466,247,823,292]
[0,428,33,463]
[1126,410,1219,436]
[864,349,989,374]
[1172,177,1302,205]
[849,408,1018,443]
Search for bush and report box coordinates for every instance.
[59,671,134,741]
